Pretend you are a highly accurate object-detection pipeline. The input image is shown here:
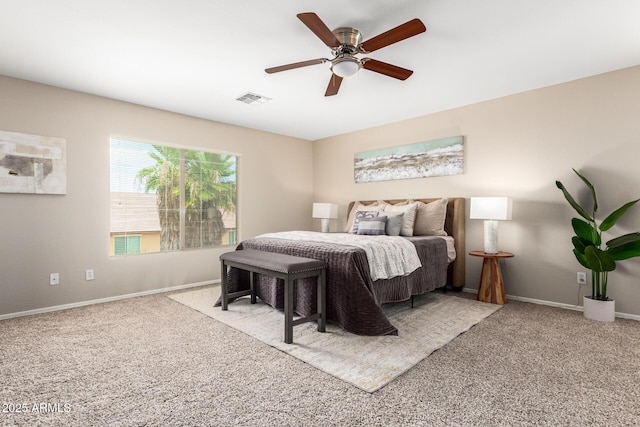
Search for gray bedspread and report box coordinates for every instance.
[217,235,449,336]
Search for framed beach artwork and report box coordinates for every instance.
[354,135,464,183]
[0,130,67,194]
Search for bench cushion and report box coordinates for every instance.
[220,249,325,274]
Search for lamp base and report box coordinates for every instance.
[320,218,330,233]
[483,220,499,254]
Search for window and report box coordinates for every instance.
[114,235,141,255]
[110,138,237,256]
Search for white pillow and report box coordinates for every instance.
[384,203,418,236]
[412,198,448,236]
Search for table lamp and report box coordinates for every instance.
[312,202,339,233]
[470,197,512,254]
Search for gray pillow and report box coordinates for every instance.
[384,203,418,236]
[384,212,404,236]
[357,217,387,235]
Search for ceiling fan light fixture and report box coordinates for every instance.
[266,13,425,96]
[331,57,360,78]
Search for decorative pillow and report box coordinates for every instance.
[384,203,418,236]
[344,202,385,232]
[350,210,380,234]
[384,212,404,236]
[412,198,448,236]
[357,217,387,235]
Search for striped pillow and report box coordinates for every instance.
[357,217,388,235]
[350,210,380,234]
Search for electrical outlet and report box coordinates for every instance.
[577,272,587,285]
[50,273,59,285]
[85,269,94,281]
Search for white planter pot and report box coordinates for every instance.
[583,296,615,322]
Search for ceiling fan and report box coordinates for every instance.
[265,12,426,96]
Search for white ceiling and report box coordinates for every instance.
[1,1,639,141]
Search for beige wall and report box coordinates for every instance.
[0,76,313,316]
[313,65,640,316]
[3,66,640,318]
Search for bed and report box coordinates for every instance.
[219,197,465,336]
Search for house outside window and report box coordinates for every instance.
[110,138,237,256]
[113,235,141,255]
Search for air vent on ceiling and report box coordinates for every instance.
[236,92,272,106]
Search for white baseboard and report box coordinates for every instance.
[4,283,639,322]
[0,280,220,321]
[461,287,640,321]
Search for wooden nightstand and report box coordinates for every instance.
[469,251,514,305]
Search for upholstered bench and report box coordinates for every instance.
[219,249,327,344]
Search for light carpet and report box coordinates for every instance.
[169,285,501,392]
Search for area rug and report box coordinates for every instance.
[168,285,501,392]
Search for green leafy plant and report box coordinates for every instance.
[556,169,640,300]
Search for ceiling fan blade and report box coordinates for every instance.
[360,18,426,53]
[265,58,327,74]
[325,74,343,96]
[297,12,341,48]
[362,59,413,80]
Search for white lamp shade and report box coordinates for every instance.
[470,197,513,220]
[312,203,339,219]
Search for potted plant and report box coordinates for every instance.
[556,168,640,321]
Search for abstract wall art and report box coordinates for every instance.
[354,135,464,183]
[0,130,67,194]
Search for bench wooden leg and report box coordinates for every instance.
[249,271,257,304]
[317,270,326,333]
[221,261,228,311]
[284,277,294,344]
